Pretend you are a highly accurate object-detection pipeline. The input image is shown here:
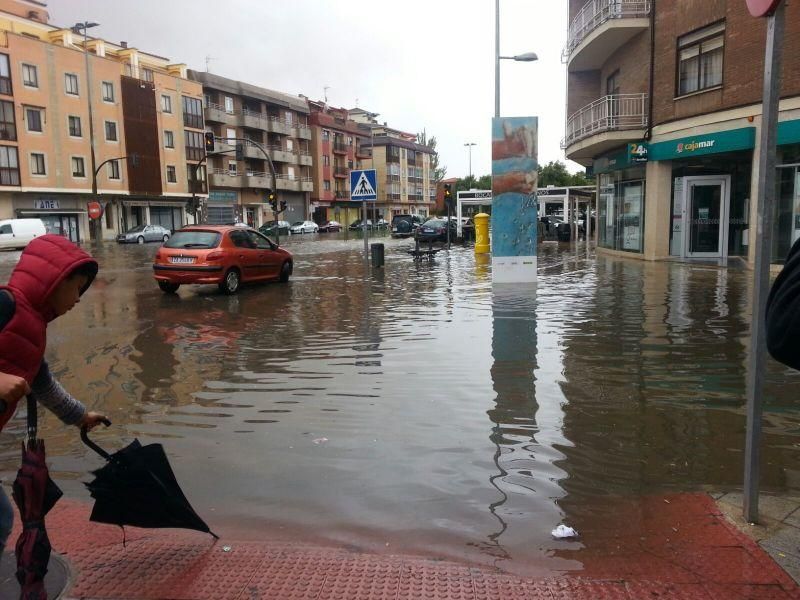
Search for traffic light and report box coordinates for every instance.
[279,200,287,212]
[204,131,215,153]
[267,189,277,212]
[235,143,244,162]
[444,183,454,210]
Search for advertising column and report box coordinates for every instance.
[491,117,538,283]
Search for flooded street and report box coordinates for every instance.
[1,236,799,577]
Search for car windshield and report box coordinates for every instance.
[164,230,221,249]
[423,220,445,227]
[127,225,146,233]
[291,222,304,226]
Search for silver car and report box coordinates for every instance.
[117,224,171,244]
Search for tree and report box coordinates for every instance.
[417,131,446,183]
[537,160,593,187]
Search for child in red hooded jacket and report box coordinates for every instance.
[0,234,107,556]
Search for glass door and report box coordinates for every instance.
[683,177,730,259]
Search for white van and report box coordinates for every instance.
[0,218,47,250]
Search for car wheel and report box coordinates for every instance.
[137,236,145,244]
[279,261,291,283]
[158,281,180,294]
[162,234,170,242]
[219,269,240,294]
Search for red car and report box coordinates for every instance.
[153,225,293,294]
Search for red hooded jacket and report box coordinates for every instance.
[0,235,97,430]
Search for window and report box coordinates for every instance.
[182,95,203,129]
[185,130,203,160]
[108,160,120,180]
[25,107,42,132]
[0,54,11,95]
[30,152,45,176]
[71,156,85,177]
[166,165,177,183]
[678,22,725,96]
[0,100,15,141]
[598,173,645,253]
[161,94,172,113]
[141,68,154,82]
[228,161,237,175]
[22,64,38,88]
[102,81,114,102]
[324,180,331,191]
[224,96,234,114]
[606,70,620,96]
[64,73,79,95]
[0,146,19,185]
[105,121,117,141]
[348,136,353,146]
[285,111,293,124]
[164,130,174,148]
[322,129,330,140]
[68,115,82,137]
[323,154,330,166]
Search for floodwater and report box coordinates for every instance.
[1,235,799,577]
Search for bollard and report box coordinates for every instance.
[370,242,385,268]
[474,213,490,254]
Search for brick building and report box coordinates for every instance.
[563,0,800,264]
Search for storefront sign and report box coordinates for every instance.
[648,127,756,161]
[628,143,649,163]
[208,190,238,204]
[34,199,60,210]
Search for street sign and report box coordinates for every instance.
[87,201,103,220]
[349,169,377,201]
[746,0,782,17]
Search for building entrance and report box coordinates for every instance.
[682,176,730,259]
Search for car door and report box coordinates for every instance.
[142,225,154,242]
[250,230,281,279]
[228,230,260,281]
[0,222,12,249]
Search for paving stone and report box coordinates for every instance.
[719,493,800,523]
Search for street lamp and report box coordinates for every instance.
[72,21,100,240]
[495,0,538,117]
[464,142,476,183]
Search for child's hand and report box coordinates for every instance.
[78,411,109,431]
[0,373,30,403]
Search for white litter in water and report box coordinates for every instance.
[222,546,232,552]
[312,437,329,445]
[551,524,579,539]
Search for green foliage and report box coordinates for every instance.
[538,161,593,187]
[416,132,446,183]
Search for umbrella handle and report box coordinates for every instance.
[80,420,113,461]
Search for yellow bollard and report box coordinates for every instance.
[474,213,490,254]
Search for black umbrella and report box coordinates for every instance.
[81,425,217,538]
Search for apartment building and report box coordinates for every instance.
[348,109,436,220]
[189,71,313,227]
[0,0,205,241]
[563,0,800,264]
[307,101,372,226]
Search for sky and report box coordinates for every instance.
[48,0,581,180]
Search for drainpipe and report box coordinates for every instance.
[645,0,656,141]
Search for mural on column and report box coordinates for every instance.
[491,117,539,283]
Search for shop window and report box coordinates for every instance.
[71,156,85,178]
[30,152,46,176]
[105,121,117,142]
[25,107,42,133]
[0,100,16,141]
[678,22,725,96]
[68,115,81,137]
[22,63,38,88]
[774,154,800,262]
[0,54,11,95]
[0,145,19,185]
[598,173,645,253]
[101,81,114,102]
[64,73,79,96]
[161,94,172,113]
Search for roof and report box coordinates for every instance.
[188,70,309,113]
[371,135,435,155]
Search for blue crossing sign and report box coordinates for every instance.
[350,169,377,201]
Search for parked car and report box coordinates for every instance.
[0,218,46,250]
[349,219,373,230]
[415,218,458,244]
[117,224,171,244]
[152,225,293,294]
[390,215,422,238]
[374,218,389,229]
[318,220,342,233]
[289,220,319,234]
[259,220,290,237]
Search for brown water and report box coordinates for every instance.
[0,237,799,576]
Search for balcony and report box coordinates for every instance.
[333,166,348,178]
[269,146,299,164]
[245,171,272,189]
[267,116,292,136]
[276,175,300,192]
[301,179,313,192]
[356,146,371,159]
[240,108,269,131]
[209,169,247,188]
[561,93,648,163]
[298,151,313,167]
[334,190,350,201]
[294,124,312,140]
[564,0,651,72]
[205,103,235,124]
[333,142,348,154]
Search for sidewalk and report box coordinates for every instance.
[9,493,799,599]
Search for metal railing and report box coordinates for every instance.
[563,0,651,61]
[561,93,648,148]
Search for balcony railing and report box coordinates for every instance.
[333,166,348,177]
[333,142,348,154]
[561,93,647,148]
[563,0,651,62]
[335,190,349,200]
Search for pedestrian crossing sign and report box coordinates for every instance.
[350,169,377,201]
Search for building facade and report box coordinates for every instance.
[563,0,800,264]
[0,0,205,241]
[189,70,313,227]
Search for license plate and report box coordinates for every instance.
[170,256,195,264]
[392,228,398,232]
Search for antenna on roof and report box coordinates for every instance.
[205,56,216,72]
[323,85,330,103]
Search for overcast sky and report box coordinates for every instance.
[49,0,581,179]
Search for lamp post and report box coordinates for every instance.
[72,21,100,240]
[494,0,538,118]
[464,142,476,183]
